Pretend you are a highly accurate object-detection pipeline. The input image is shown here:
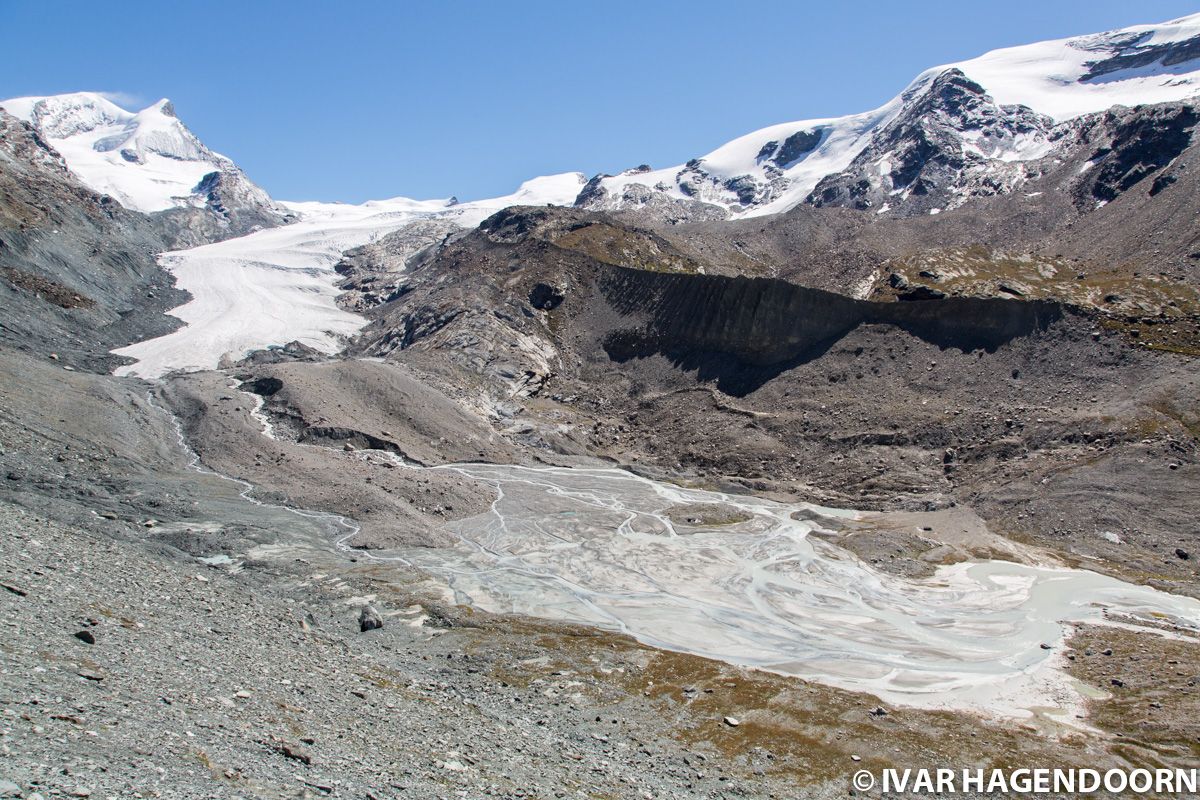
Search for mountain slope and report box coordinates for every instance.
[0,109,189,371]
[578,13,1200,219]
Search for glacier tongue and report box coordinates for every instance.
[111,174,587,378]
[0,91,592,379]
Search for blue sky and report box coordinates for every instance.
[3,1,1197,203]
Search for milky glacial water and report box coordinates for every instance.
[391,462,1200,719]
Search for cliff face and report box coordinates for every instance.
[597,266,1062,393]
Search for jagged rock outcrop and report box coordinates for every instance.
[758,129,824,169]
[574,172,728,225]
[807,70,1054,216]
[1069,103,1198,207]
[1079,29,1200,81]
[193,168,294,228]
[334,218,465,312]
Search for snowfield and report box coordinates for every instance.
[112,174,586,378]
[956,12,1200,120]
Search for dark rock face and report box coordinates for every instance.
[235,340,326,366]
[723,175,761,206]
[601,269,866,369]
[300,426,407,458]
[193,171,226,210]
[355,609,379,633]
[574,173,611,207]
[575,166,656,207]
[243,376,284,397]
[529,283,564,311]
[808,69,1053,216]
[757,129,824,168]
[1078,104,1198,205]
[775,129,824,166]
[896,285,947,301]
[481,206,558,243]
[676,163,704,198]
[599,267,1062,395]
[1080,32,1200,82]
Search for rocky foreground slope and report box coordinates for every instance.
[1,349,1196,798]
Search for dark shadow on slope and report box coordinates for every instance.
[599,267,1063,396]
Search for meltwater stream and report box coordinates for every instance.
[385,462,1200,720]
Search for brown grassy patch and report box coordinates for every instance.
[484,619,1117,787]
[2,266,95,309]
[871,246,1200,355]
[1066,625,1200,766]
[550,222,706,274]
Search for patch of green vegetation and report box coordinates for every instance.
[1100,317,1200,359]
[482,616,1114,788]
[1066,625,1200,760]
[1145,342,1200,357]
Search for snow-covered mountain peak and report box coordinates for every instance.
[577,13,1200,219]
[112,99,210,163]
[0,91,266,215]
[1,92,210,169]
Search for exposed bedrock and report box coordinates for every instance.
[598,266,1062,394]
